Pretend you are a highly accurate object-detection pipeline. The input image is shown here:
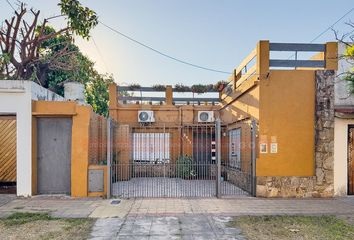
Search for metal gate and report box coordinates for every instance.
[107,119,256,198]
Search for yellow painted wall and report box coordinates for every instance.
[257,70,315,176]
[32,101,94,197]
[70,105,91,197]
[219,80,260,123]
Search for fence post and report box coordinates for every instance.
[216,118,221,198]
[251,120,257,197]
[106,117,111,199]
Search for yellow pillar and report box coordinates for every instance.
[71,105,91,197]
[165,85,173,105]
[325,42,338,70]
[256,40,270,80]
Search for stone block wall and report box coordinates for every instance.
[222,166,251,192]
[256,70,335,197]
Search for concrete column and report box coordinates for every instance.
[325,42,338,70]
[165,85,173,105]
[256,40,270,80]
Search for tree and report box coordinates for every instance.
[0,1,98,83]
[37,25,113,116]
[0,1,114,116]
[333,21,354,92]
[85,74,114,116]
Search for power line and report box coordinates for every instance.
[288,7,354,60]
[99,21,232,75]
[91,36,110,73]
[5,0,15,11]
[310,7,354,43]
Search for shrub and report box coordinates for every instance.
[176,155,196,178]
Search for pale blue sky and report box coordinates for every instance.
[1,0,354,86]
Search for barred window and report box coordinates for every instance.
[229,128,241,169]
[133,133,170,163]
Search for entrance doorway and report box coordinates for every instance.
[37,118,72,194]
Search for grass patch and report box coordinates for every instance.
[230,215,354,240]
[3,212,54,226]
[0,212,94,240]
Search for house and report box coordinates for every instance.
[0,80,108,197]
[333,42,354,196]
[0,40,342,198]
[108,40,339,198]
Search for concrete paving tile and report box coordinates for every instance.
[148,235,182,240]
[150,224,181,236]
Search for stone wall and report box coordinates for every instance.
[222,166,251,192]
[256,70,335,197]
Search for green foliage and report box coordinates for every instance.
[176,155,196,178]
[58,0,98,39]
[191,84,213,94]
[345,45,354,58]
[128,83,141,90]
[344,45,354,95]
[85,74,113,117]
[174,83,191,92]
[3,212,54,226]
[37,25,112,116]
[152,84,166,91]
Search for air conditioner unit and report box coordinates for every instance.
[138,110,155,123]
[198,111,215,123]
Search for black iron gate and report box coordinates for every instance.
[107,119,256,198]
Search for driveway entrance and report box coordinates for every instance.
[108,120,256,198]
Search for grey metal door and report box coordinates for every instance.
[37,118,72,194]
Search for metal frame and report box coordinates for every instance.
[118,96,220,102]
[269,60,325,68]
[109,120,254,198]
[118,86,218,93]
[269,43,325,52]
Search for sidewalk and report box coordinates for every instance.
[1,195,354,219]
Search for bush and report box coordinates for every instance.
[176,155,196,178]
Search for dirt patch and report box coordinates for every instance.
[0,213,94,240]
[229,215,354,240]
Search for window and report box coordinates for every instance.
[133,133,170,163]
[229,128,241,169]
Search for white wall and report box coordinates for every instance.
[0,81,33,196]
[333,43,354,196]
[335,42,354,106]
[0,80,65,196]
[334,118,352,196]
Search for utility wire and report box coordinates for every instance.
[99,21,232,74]
[5,0,15,11]
[309,7,354,43]
[287,7,354,60]
[91,36,110,73]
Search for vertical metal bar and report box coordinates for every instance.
[107,118,111,199]
[251,120,257,197]
[216,119,221,198]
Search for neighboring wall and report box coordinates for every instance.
[334,118,350,195]
[333,42,354,196]
[0,80,63,196]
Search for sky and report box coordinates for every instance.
[1,0,354,87]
